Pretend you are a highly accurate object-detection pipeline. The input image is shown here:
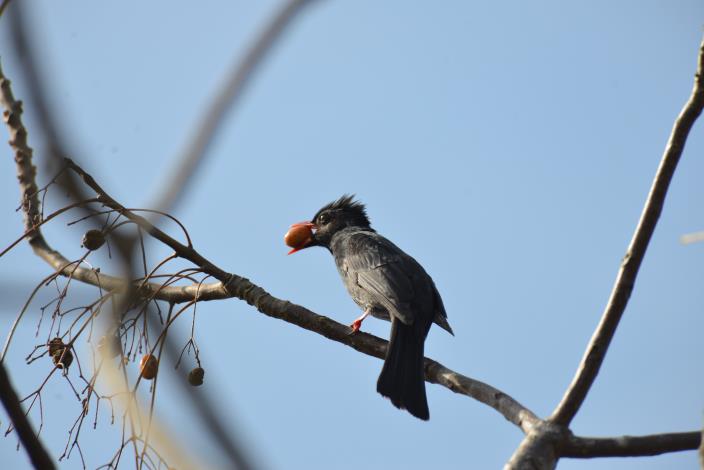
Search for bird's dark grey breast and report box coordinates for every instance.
[329,229,435,326]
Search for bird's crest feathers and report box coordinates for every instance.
[313,194,371,228]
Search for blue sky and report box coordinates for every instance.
[0,1,703,469]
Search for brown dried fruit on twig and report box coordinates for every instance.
[139,354,159,380]
[81,229,105,250]
[49,338,73,369]
[48,337,64,356]
[52,348,73,369]
[188,367,204,386]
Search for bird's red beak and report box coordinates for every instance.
[286,221,317,255]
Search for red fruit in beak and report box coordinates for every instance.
[284,222,315,254]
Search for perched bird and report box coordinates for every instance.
[287,195,453,420]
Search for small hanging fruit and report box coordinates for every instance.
[52,349,73,369]
[48,338,73,369]
[48,337,64,356]
[188,367,205,386]
[139,354,159,380]
[81,229,106,251]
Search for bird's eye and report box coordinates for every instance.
[318,213,330,225]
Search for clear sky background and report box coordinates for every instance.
[0,1,703,469]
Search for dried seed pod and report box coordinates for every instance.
[48,337,64,356]
[284,224,313,249]
[52,348,73,369]
[81,229,105,251]
[139,354,159,380]
[187,367,205,386]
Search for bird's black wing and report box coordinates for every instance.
[343,232,432,327]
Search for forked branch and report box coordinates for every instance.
[506,34,704,470]
[550,35,704,427]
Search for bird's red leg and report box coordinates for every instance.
[350,309,371,333]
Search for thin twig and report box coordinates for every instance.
[0,198,100,258]
[0,361,55,469]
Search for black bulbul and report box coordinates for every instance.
[287,195,453,420]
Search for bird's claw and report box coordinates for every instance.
[349,319,362,334]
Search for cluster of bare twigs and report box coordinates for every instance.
[0,1,316,468]
[0,1,703,469]
[1,179,209,469]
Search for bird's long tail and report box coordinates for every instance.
[376,318,429,420]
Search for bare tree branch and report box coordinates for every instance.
[562,431,701,458]
[67,157,542,432]
[0,361,55,470]
[5,7,701,469]
[0,60,540,435]
[8,3,94,208]
[151,0,319,214]
[505,422,565,470]
[506,34,704,470]
[0,61,42,240]
[550,36,704,427]
[1,35,255,466]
